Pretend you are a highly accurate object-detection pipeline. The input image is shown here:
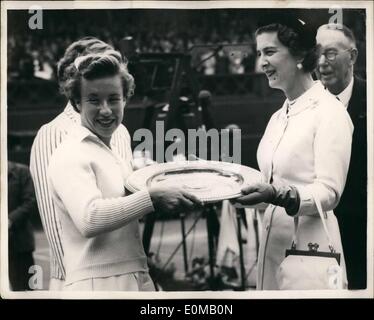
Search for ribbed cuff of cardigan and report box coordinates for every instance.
[81,190,155,237]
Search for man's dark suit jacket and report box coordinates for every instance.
[336,76,367,289]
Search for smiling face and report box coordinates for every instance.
[256,31,300,95]
[316,28,356,95]
[77,75,125,146]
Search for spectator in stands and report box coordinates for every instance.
[215,49,229,74]
[234,14,353,290]
[201,50,217,75]
[316,23,367,290]
[34,51,55,80]
[228,51,245,74]
[8,161,37,291]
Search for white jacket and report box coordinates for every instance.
[256,81,353,290]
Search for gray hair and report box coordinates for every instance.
[317,23,357,47]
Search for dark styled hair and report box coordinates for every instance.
[62,50,135,111]
[255,23,319,72]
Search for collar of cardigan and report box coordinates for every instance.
[280,81,323,117]
[70,124,115,151]
[63,102,80,123]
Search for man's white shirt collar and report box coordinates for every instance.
[334,77,354,108]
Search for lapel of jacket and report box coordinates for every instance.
[347,76,366,123]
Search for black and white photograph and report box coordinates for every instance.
[1,0,373,301]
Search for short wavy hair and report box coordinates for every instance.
[62,49,135,111]
[57,37,115,94]
[255,23,319,73]
[317,23,357,47]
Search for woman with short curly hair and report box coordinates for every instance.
[61,50,135,112]
[48,44,201,291]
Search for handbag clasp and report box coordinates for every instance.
[328,245,336,253]
[307,242,319,252]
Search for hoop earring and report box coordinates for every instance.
[297,63,303,70]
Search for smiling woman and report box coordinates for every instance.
[62,51,134,147]
[78,76,124,147]
[234,14,353,290]
[255,16,319,100]
[46,41,202,291]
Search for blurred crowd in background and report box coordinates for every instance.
[9,9,367,81]
[7,10,284,80]
[8,9,366,81]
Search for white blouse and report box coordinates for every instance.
[257,81,353,216]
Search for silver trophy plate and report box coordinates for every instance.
[125,160,262,203]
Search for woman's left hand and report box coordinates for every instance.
[233,181,300,215]
[234,182,275,206]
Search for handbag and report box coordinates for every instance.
[276,194,344,290]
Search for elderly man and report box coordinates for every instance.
[316,23,367,289]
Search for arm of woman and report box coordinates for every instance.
[48,154,155,238]
[295,103,353,216]
[235,101,353,217]
[48,149,202,238]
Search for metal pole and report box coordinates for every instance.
[180,212,189,274]
[236,208,246,290]
[206,205,216,282]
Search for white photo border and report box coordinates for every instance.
[1,0,373,299]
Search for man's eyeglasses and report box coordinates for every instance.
[319,48,353,62]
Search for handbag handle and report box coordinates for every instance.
[291,193,336,253]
